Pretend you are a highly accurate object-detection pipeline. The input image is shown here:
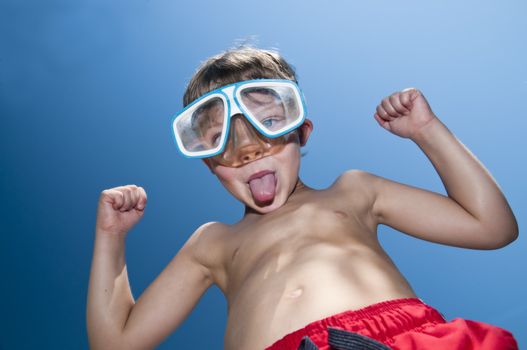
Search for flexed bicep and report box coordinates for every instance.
[119,223,217,350]
[369,173,508,250]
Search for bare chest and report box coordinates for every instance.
[227,202,372,288]
[216,197,415,349]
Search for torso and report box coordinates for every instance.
[198,172,417,350]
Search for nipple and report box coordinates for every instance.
[286,287,304,298]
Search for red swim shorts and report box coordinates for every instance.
[265,298,518,350]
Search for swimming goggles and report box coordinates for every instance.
[171,79,307,158]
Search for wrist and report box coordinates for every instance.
[95,225,127,238]
[95,228,127,248]
[410,116,444,145]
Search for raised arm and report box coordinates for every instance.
[87,185,215,350]
[366,89,518,249]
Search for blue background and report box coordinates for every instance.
[1,0,525,348]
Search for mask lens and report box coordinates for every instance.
[175,96,226,154]
[239,85,302,135]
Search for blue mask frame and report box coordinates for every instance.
[171,79,307,159]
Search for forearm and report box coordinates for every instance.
[411,117,518,239]
[87,230,135,349]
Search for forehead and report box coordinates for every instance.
[198,76,291,99]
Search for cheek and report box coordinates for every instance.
[212,166,251,203]
[212,166,249,198]
[277,143,301,169]
[213,166,238,184]
[275,145,301,186]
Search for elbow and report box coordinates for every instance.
[88,338,136,350]
[503,223,519,247]
[480,222,519,250]
[87,324,130,350]
[87,334,125,350]
[490,232,518,249]
[500,217,519,247]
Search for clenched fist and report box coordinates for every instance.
[95,185,147,237]
[373,88,438,140]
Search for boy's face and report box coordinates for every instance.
[203,115,313,214]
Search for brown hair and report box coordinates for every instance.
[183,46,298,107]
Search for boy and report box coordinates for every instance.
[87,46,519,349]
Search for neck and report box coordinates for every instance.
[243,177,310,217]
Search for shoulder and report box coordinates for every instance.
[182,221,229,283]
[185,221,227,258]
[332,169,382,223]
[334,169,379,195]
[192,221,226,239]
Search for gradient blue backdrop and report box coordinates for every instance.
[1,1,525,348]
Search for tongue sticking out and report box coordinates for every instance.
[248,173,277,204]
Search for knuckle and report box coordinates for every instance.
[116,191,125,202]
[102,189,116,198]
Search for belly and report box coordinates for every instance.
[223,244,417,350]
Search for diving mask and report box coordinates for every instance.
[171,79,307,166]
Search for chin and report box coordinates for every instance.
[247,196,287,214]
[243,177,292,214]
[213,143,302,214]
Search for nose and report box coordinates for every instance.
[231,115,258,145]
[223,115,269,166]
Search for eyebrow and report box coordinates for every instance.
[242,88,282,106]
[191,99,223,130]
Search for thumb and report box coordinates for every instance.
[402,87,421,102]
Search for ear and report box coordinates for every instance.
[297,119,313,147]
[202,159,215,174]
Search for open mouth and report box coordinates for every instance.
[247,170,277,204]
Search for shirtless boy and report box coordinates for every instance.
[87,47,519,349]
